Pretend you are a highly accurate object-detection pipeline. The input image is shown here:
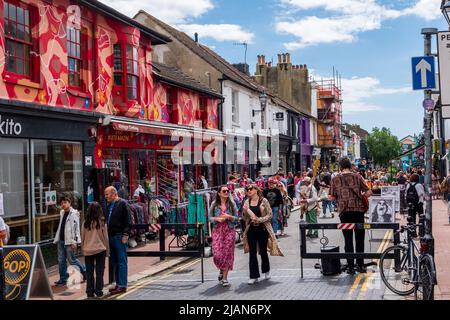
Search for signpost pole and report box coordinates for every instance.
[422,28,437,300]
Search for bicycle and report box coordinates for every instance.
[378,220,437,300]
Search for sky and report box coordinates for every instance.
[101,0,450,139]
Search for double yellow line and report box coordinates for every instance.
[348,229,393,300]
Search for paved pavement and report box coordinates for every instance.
[112,208,403,300]
[432,199,450,300]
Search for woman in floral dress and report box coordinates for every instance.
[208,185,239,287]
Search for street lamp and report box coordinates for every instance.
[442,0,450,25]
[253,90,268,117]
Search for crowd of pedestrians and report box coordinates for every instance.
[13,160,448,297]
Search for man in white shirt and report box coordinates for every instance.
[0,216,9,246]
[405,173,425,237]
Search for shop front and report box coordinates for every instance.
[0,104,98,245]
[95,117,223,206]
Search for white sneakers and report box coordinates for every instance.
[276,230,282,236]
[221,280,230,287]
[248,273,271,285]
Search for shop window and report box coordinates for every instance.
[113,44,123,86]
[31,140,83,243]
[167,87,174,123]
[4,1,31,77]
[199,97,207,128]
[0,138,30,245]
[231,90,239,124]
[126,45,139,101]
[67,26,82,88]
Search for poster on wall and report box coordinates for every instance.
[45,191,57,207]
[0,193,4,215]
[381,186,401,212]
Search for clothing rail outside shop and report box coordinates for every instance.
[299,222,401,278]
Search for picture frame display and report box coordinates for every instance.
[368,195,396,223]
[381,186,401,212]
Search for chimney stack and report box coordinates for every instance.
[257,55,261,65]
[194,33,198,43]
[261,55,266,65]
[286,53,291,64]
[268,61,272,67]
[282,53,286,63]
[278,54,282,64]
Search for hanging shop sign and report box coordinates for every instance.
[2,245,53,300]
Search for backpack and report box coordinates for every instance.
[406,183,419,205]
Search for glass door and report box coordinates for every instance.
[0,138,30,245]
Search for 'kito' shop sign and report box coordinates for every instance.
[0,114,22,136]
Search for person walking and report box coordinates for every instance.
[255,171,266,189]
[319,172,333,218]
[330,157,372,274]
[431,169,440,200]
[208,185,239,287]
[405,173,425,237]
[104,186,132,295]
[242,184,283,285]
[286,172,295,199]
[0,216,9,247]
[240,172,253,188]
[300,177,319,238]
[53,195,86,286]
[81,202,109,298]
[263,178,284,237]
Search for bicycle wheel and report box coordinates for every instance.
[379,245,415,296]
[415,254,436,300]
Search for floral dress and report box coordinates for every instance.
[212,207,237,271]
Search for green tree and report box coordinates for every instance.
[367,127,402,167]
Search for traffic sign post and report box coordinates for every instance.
[412,56,436,90]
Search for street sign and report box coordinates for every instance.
[438,32,450,105]
[411,56,436,90]
[275,112,284,121]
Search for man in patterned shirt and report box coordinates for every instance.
[330,157,372,274]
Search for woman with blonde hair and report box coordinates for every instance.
[242,184,283,285]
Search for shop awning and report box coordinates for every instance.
[105,116,225,141]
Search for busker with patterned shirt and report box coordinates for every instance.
[330,157,372,275]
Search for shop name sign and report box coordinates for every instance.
[0,115,22,136]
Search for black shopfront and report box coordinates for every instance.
[0,101,99,247]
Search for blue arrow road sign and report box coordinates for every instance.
[412,56,436,90]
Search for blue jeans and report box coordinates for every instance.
[322,200,332,215]
[57,240,86,282]
[271,207,279,233]
[110,234,128,288]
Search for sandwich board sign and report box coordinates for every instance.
[2,245,53,300]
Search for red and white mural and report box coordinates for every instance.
[0,0,219,128]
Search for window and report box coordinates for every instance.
[4,1,31,76]
[166,88,173,123]
[113,44,123,86]
[126,45,138,101]
[199,97,207,128]
[231,90,239,124]
[67,26,81,88]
